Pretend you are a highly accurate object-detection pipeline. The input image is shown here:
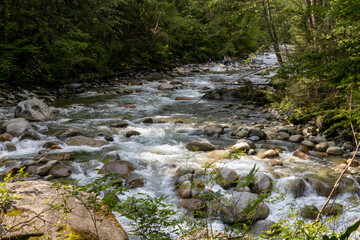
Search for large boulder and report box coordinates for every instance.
[14,98,56,121]
[1,181,128,240]
[66,137,108,147]
[50,166,72,178]
[288,134,304,143]
[186,138,215,151]
[216,167,239,189]
[307,178,331,197]
[2,118,33,137]
[220,192,270,224]
[289,178,307,198]
[101,161,134,179]
[250,173,273,193]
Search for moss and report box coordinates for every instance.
[6,208,26,217]
[59,225,98,240]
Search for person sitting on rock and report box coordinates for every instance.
[222,56,231,65]
[206,57,212,66]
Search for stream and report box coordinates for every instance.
[0,52,359,239]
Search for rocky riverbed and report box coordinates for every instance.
[0,52,359,239]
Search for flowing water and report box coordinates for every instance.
[0,52,359,238]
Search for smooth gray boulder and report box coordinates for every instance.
[14,98,56,121]
[2,118,33,137]
[326,146,343,156]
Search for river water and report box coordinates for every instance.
[0,52,359,238]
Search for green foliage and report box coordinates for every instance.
[0,167,27,213]
[0,0,267,87]
[118,193,183,240]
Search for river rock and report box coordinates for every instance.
[250,220,277,236]
[56,128,84,140]
[293,150,312,160]
[178,199,206,214]
[110,122,129,128]
[249,128,266,140]
[66,137,108,147]
[235,130,249,138]
[342,142,354,151]
[229,142,251,153]
[275,132,290,140]
[36,164,53,176]
[191,179,205,198]
[178,181,192,199]
[1,181,128,240]
[96,132,114,141]
[19,131,41,141]
[288,134,304,143]
[301,140,314,149]
[323,203,343,216]
[326,146,343,156]
[289,178,306,198]
[257,149,280,159]
[203,124,224,137]
[125,130,140,138]
[302,126,317,137]
[314,135,327,143]
[2,118,33,137]
[5,143,16,151]
[310,151,328,157]
[102,151,121,162]
[126,175,145,189]
[265,159,283,167]
[314,142,329,152]
[237,139,256,149]
[0,133,13,142]
[175,97,192,100]
[175,174,194,187]
[301,205,319,220]
[101,161,134,179]
[14,98,56,121]
[176,165,195,176]
[158,83,174,90]
[216,167,238,189]
[220,192,270,224]
[186,138,215,151]
[250,173,273,193]
[307,178,331,197]
[50,166,72,178]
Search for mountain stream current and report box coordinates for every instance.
[0,52,359,239]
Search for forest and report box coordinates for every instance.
[1,0,359,125]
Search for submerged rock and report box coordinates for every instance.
[66,137,108,147]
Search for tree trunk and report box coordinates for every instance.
[263,0,283,64]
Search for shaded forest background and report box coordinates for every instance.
[0,0,359,128]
